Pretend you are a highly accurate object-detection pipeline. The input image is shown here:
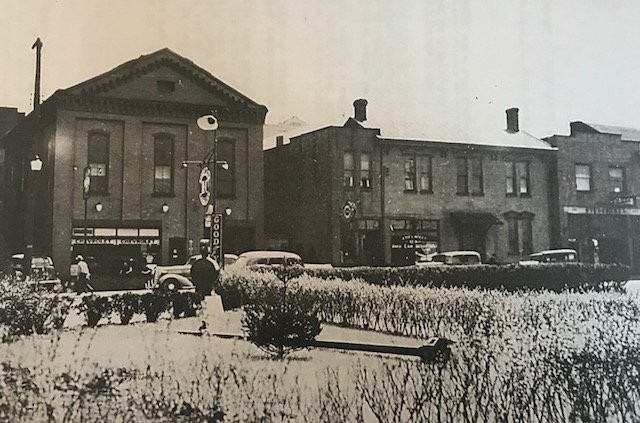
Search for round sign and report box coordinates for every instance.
[190,257,220,296]
[199,167,212,206]
[342,201,357,221]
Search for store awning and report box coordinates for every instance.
[450,212,503,226]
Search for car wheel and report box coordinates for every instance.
[161,278,180,293]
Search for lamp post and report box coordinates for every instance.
[82,166,91,257]
[222,207,232,268]
[183,112,229,264]
[25,155,43,277]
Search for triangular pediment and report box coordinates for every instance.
[61,48,265,111]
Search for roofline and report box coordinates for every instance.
[378,136,557,152]
[59,48,267,112]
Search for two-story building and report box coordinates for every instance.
[2,48,267,277]
[265,100,556,266]
[546,122,640,270]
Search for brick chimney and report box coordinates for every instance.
[276,135,284,147]
[353,99,368,122]
[506,108,519,133]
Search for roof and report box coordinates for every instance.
[238,251,301,258]
[348,118,555,151]
[60,48,267,111]
[581,122,640,142]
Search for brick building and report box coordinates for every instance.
[1,48,267,277]
[0,107,25,258]
[546,122,640,270]
[265,100,556,266]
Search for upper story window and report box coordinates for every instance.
[404,157,416,191]
[506,161,530,196]
[360,153,371,189]
[575,164,592,192]
[153,134,174,195]
[88,131,109,194]
[157,80,175,94]
[419,156,432,193]
[217,138,235,198]
[404,155,432,193]
[457,156,483,195]
[609,166,626,194]
[343,152,355,188]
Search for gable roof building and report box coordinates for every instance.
[1,48,267,277]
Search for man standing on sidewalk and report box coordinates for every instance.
[75,255,92,293]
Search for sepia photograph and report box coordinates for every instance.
[0,1,639,421]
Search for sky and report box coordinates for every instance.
[1,0,640,140]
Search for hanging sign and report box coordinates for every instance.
[199,167,212,206]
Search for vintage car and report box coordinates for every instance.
[10,253,62,290]
[416,251,482,266]
[519,249,579,265]
[149,254,236,292]
[230,251,304,268]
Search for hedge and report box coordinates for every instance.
[300,263,630,292]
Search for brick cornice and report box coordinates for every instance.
[54,94,266,125]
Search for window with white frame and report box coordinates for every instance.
[360,153,371,189]
[343,152,355,188]
[609,166,625,194]
[575,164,592,192]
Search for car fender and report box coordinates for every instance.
[157,273,194,290]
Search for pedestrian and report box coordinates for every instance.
[75,255,93,293]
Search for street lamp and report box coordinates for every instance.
[25,155,43,277]
[82,166,91,257]
[221,207,232,268]
[182,111,230,264]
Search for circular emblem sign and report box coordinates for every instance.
[342,201,357,221]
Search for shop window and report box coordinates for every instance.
[575,164,592,192]
[609,166,626,194]
[88,131,109,194]
[153,134,174,195]
[343,152,355,188]
[404,157,416,191]
[360,153,371,189]
[217,138,235,198]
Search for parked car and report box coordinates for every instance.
[230,251,304,268]
[519,249,578,265]
[416,251,482,266]
[10,253,62,290]
[149,254,235,292]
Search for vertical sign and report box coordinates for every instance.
[211,213,223,263]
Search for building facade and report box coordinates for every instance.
[265,100,556,266]
[546,122,640,270]
[2,48,267,277]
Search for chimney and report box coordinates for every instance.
[505,107,519,133]
[353,99,368,122]
[32,38,43,111]
[276,135,284,147]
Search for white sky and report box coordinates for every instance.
[1,0,639,139]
